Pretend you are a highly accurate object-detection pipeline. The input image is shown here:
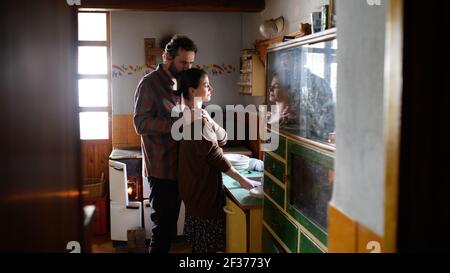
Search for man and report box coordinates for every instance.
[133,35,197,253]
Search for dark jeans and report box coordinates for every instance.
[148,177,181,253]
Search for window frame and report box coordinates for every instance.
[77,11,111,142]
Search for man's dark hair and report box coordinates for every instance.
[164,35,198,60]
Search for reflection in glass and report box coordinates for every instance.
[78,46,107,75]
[78,79,108,107]
[266,38,337,144]
[267,73,298,127]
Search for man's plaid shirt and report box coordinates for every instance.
[133,65,179,181]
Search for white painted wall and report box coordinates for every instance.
[242,0,329,49]
[332,0,387,235]
[241,0,329,106]
[111,11,243,114]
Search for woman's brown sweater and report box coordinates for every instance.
[178,117,231,219]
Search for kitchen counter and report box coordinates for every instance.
[223,170,263,253]
[222,170,263,210]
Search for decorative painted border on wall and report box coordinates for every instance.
[112,64,154,78]
[112,64,236,78]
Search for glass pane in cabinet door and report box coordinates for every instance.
[291,153,333,231]
[266,38,337,145]
[301,40,336,143]
[266,46,303,134]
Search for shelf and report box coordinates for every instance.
[237,51,265,97]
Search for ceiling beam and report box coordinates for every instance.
[79,0,265,12]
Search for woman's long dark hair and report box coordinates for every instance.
[174,68,207,100]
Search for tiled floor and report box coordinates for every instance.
[91,233,191,253]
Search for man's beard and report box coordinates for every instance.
[168,62,181,78]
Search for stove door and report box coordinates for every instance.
[109,160,129,206]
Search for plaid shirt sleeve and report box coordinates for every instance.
[133,77,174,136]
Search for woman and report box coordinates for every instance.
[267,73,297,127]
[175,68,256,253]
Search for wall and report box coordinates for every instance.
[332,0,387,236]
[241,0,329,106]
[111,11,243,114]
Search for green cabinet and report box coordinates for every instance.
[286,141,332,246]
[263,175,285,208]
[263,132,333,253]
[273,135,286,159]
[263,198,298,253]
[264,153,286,183]
[300,233,324,253]
[262,226,287,253]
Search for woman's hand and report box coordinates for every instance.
[201,109,212,122]
[225,167,257,190]
[201,110,219,131]
[239,177,257,190]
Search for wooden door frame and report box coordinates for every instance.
[383,0,403,253]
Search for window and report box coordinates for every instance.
[77,12,110,140]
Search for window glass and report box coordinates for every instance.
[78,13,107,41]
[78,79,108,107]
[79,112,109,140]
[78,46,107,75]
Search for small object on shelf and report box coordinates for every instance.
[329,0,336,29]
[238,49,265,96]
[259,16,285,39]
[311,11,322,33]
[144,38,163,67]
[283,36,296,42]
[298,23,312,37]
[321,5,330,31]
